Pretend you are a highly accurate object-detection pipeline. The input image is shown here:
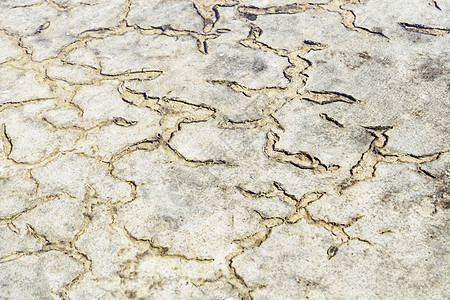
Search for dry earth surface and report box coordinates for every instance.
[0,0,449,299]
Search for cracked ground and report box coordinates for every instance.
[0,0,449,299]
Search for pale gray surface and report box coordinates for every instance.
[0,0,449,299]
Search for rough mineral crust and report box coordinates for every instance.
[0,0,449,299]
